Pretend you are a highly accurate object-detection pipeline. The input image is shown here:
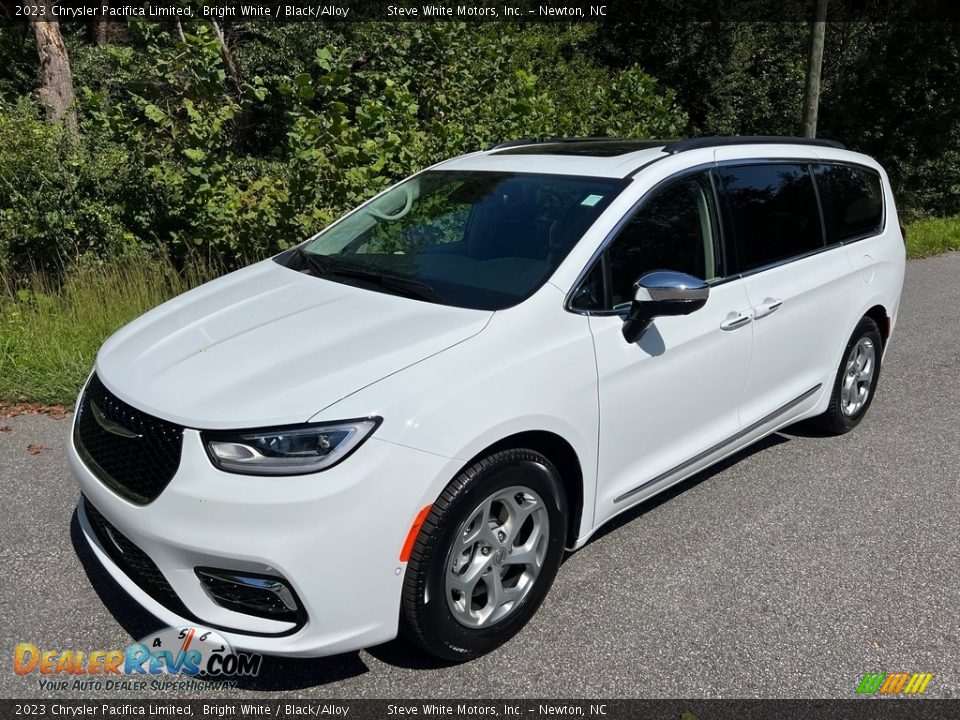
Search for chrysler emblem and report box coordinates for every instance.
[89,400,142,439]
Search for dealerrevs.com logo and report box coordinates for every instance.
[14,626,262,691]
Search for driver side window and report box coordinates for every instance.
[603,171,722,309]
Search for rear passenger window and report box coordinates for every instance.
[719,164,824,272]
[813,164,883,243]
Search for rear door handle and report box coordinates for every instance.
[720,311,753,331]
[753,297,783,319]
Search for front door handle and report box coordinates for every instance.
[720,311,753,331]
[753,297,783,319]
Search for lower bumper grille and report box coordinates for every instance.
[81,496,307,635]
[81,495,191,619]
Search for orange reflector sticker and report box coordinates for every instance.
[399,505,433,562]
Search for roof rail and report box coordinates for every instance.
[487,137,630,151]
[663,135,845,154]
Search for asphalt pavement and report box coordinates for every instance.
[1,253,958,699]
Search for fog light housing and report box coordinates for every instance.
[195,568,303,624]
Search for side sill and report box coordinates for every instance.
[614,383,822,504]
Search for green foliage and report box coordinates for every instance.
[80,22,291,264]
[904,215,960,259]
[0,253,216,404]
[597,22,808,137]
[0,21,688,276]
[588,66,687,138]
[818,23,960,218]
[510,24,687,138]
[0,25,37,101]
[596,17,960,217]
[0,99,149,275]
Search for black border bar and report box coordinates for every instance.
[7,0,960,23]
[3,700,959,719]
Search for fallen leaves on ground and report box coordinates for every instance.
[27,443,43,455]
[0,403,71,420]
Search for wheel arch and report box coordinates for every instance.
[863,304,891,348]
[460,431,585,549]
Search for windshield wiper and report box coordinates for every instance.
[297,249,445,304]
[326,265,447,304]
[297,247,331,277]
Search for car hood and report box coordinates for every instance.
[95,260,492,429]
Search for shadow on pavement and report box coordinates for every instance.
[364,637,459,671]
[777,418,840,439]
[223,653,370,691]
[581,432,791,548]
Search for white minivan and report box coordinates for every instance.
[70,136,905,661]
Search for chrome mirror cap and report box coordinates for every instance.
[633,271,710,303]
[623,270,710,343]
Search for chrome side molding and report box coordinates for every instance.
[614,383,823,503]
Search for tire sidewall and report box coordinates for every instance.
[418,453,567,659]
[831,318,883,431]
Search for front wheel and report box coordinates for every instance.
[812,316,883,435]
[400,449,568,661]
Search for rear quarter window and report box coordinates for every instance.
[813,164,884,243]
[718,163,824,273]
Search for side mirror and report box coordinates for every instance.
[622,271,709,343]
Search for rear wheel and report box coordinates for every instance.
[813,316,883,434]
[400,449,567,661]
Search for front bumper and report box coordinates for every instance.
[69,423,458,657]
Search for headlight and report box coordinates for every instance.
[202,418,381,476]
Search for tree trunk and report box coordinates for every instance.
[94,1,109,45]
[801,0,828,138]
[210,20,241,91]
[30,1,78,138]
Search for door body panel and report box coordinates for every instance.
[590,279,753,526]
[715,160,857,426]
[737,247,855,427]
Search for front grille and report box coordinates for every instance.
[75,374,183,505]
[81,495,192,619]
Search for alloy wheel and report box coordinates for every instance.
[445,486,549,628]
[840,337,876,416]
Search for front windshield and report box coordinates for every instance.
[296,171,629,311]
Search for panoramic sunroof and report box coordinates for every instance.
[491,139,670,157]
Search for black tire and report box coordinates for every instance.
[400,448,568,661]
[812,316,883,435]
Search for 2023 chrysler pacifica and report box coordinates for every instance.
[70,136,905,660]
